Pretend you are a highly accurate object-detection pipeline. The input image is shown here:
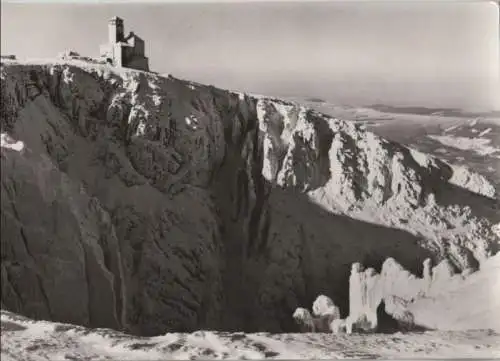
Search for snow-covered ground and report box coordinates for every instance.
[2,310,499,360]
[427,135,499,157]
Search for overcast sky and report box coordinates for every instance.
[1,1,499,110]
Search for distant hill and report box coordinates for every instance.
[369,104,500,118]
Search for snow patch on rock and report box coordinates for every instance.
[428,135,499,156]
[0,133,24,152]
[448,164,496,199]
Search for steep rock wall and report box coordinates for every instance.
[1,59,498,335]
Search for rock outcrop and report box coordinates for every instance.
[293,295,342,333]
[312,295,340,318]
[348,263,381,332]
[346,255,500,332]
[329,318,349,334]
[292,307,315,332]
[1,59,499,335]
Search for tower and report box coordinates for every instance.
[108,16,124,44]
[100,16,150,71]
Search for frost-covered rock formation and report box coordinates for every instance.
[292,295,341,333]
[292,307,316,332]
[1,59,499,336]
[347,255,500,332]
[348,263,381,332]
[330,318,349,334]
[312,295,341,321]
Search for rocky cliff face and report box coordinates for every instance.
[1,59,498,336]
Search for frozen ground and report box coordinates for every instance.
[2,310,499,360]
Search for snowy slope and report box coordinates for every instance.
[1,58,499,337]
[1,310,499,360]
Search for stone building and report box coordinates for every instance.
[99,16,150,72]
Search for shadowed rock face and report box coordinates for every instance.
[376,300,406,334]
[1,60,498,336]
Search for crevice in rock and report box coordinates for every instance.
[1,63,498,337]
[1,264,24,311]
[82,243,94,327]
[4,185,54,320]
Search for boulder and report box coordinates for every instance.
[292,307,315,332]
[312,295,340,319]
[329,318,347,334]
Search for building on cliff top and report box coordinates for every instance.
[99,16,150,72]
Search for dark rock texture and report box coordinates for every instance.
[1,60,498,336]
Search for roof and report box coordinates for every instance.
[109,16,124,23]
[124,32,144,42]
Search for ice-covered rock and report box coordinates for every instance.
[293,295,347,333]
[348,263,380,332]
[292,307,315,332]
[347,258,433,332]
[309,295,341,332]
[312,295,341,319]
[329,318,348,334]
[293,301,338,333]
[346,255,500,332]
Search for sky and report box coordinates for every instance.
[1,1,499,110]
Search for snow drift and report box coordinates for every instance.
[2,310,499,360]
[1,58,499,336]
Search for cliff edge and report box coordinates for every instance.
[1,58,498,335]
